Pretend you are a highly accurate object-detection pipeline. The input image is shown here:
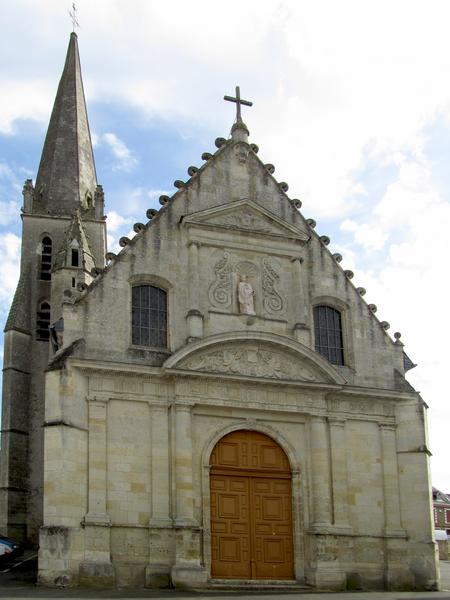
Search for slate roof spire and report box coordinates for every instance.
[33,32,97,216]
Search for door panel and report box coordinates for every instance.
[210,430,295,580]
[251,477,294,579]
[210,474,251,578]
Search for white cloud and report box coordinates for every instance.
[0,201,20,226]
[340,219,389,251]
[106,210,132,233]
[0,233,21,313]
[101,132,138,172]
[336,157,450,489]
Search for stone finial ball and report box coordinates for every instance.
[105,252,116,261]
[265,164,275,174]
[320,235,330,246]
[306,218,317,228]
[250,143,259,153]
[279,182,289,192]
[215,137,227,148]
[187,166,198,176]
[146,208,158,219]
[201,152,212,161]
[381,321,390,330]
[119,237,130,247]
[333,253,343,262]
[292,199,302,208]
[344,269,354,279]
[394,331,402,340]
[368,303,377,313]
[173,180,185,189]
[357,287,366,296]
[159,195,170,205]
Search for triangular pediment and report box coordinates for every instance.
[181,199,310,242]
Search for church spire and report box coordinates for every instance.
[33,32,97,216]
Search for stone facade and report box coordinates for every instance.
[1,33,440,591]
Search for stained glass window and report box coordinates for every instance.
[132,285,167,348]
[313,305,344,365]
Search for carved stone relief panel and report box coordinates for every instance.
[208,252,233,309]
[177,342,318,382]
[208,250,286,318]
[211,209,274,234]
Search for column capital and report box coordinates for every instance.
[188,240,201,249]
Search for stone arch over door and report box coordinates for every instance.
[209,429,295,580]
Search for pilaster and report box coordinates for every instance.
[80,398,114,587]
[328,418,352,532]
[146,404,173,588]
[171,402,206,588]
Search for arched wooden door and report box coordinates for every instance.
[210,430,294,580]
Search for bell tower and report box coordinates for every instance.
[0,32,106,544]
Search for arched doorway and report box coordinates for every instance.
[210,430,294,580]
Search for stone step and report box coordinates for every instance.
[207,578,312,591]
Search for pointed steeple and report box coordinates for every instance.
[33,32,97,216]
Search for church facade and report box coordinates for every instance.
[0,33,439,591]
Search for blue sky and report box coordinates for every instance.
[1,0,450,492]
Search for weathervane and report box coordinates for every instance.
[224,86,253,123]
[68,3,80,32]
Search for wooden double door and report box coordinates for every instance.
[210,430,294,580]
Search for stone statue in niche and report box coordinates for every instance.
[238,275,256,315]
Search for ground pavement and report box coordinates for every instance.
[0,556,449,600]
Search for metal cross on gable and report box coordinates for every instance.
[224,86,253,123]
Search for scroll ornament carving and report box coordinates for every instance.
[262,258,284,313]
[179,346,317,382]
[208,253,232,308]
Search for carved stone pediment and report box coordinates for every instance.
[166,337,348,387]
[181,199,309,242]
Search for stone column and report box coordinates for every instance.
[187,242,203,340]
[379,424,404,536]
[171,402,206,588]
[291,257,310,345]
[80,398,114,586]
[309,416,332,528]
[328,418,351,531]
[146,404,173,588]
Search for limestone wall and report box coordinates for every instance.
[39,361,438,590]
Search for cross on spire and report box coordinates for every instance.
[224,86,253,123]
[68,3,80,32]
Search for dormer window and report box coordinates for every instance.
[40,236,52,281]
[71,249,79,267]
[69,240,80,268]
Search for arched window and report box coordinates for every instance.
[313,305,344,365]
[132,285,167,348]
[40,236,52,281]
[36,301,51,341]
